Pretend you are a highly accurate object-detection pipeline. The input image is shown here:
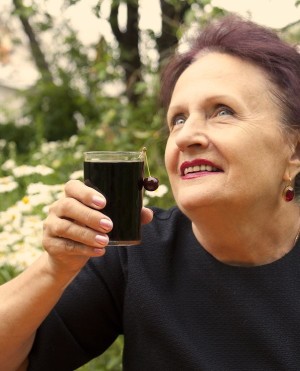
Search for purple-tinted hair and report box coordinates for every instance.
[160,14,300,132]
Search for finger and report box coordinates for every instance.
[44,213,110,248]
[141,207,153,225]
[49,198,113,234]
[43,234,107,258]
[64,179,106,210]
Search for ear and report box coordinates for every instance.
[284,135,300,181]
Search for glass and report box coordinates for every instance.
[84,151,144,246]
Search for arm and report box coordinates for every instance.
[0,253,82,370]
[0,180,152,370]
[0,180,109,370]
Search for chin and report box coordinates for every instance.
[175,192,210,213]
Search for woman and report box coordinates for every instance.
[2,14,300,370]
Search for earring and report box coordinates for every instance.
[283,178,295,202]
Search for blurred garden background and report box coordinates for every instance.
[1,0,300,369]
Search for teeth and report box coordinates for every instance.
[183,165,219,175]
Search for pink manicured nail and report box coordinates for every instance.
[100,219,113,230]
[92,195,106,208]
[95,234,109,245]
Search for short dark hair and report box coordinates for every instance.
[160,14,300,133]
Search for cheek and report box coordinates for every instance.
[227,133,289,189]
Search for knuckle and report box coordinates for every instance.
[62,239,91,257]
[48,200,59,214]
[43,215,55,235]
[63,239,76,253]
[59,197,75,215]
[80,228,94,243]
[55,219,73,237]
[64,179,80,196]
[83,208,96,226]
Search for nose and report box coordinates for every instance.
[175,114,209,151]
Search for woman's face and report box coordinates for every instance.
[165,52,295,215]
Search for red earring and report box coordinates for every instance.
[283,178,295,202]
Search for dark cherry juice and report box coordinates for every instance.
[84,159,144,245]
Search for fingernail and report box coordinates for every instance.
[94,248,105,254]
[100,219,113,230]
[92,195,106,208]
[95,234,109,245]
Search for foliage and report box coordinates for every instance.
[0,121,36,155]
[0,264,22,285]
[3,0,227,143]
[23,79,82,141]
[76,336,123,371]
[0,125,174,369]
[4,0,300,368]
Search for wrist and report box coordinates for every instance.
[39,253,88,290]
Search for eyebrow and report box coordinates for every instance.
[166,104,185,123]
[167,94,246,116]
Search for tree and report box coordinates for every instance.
[108,0,194,103]
[13,0,53,83]
[6,0,224,142]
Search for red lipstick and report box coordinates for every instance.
[180,159,222,178]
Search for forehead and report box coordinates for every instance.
[171,52,274,108]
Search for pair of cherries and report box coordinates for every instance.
[142,147,159,191]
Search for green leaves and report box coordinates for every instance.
[0,264,22,285]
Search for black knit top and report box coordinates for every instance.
[29,207,300,370]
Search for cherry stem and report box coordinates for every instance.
[142,147,151,177]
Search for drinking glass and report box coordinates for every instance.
[84,151,144,246]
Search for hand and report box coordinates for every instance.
[42,180,153,275]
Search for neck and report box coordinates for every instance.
[189,204,300,267]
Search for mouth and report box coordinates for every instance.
[180,159,223,177]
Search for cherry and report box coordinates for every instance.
[143,176,159,191]
[141,147,160,192]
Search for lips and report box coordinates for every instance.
[180,159,223,177]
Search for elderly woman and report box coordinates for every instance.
[1,14,300,370]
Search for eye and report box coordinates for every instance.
[172,114,186,126]
[215,105,234,117]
